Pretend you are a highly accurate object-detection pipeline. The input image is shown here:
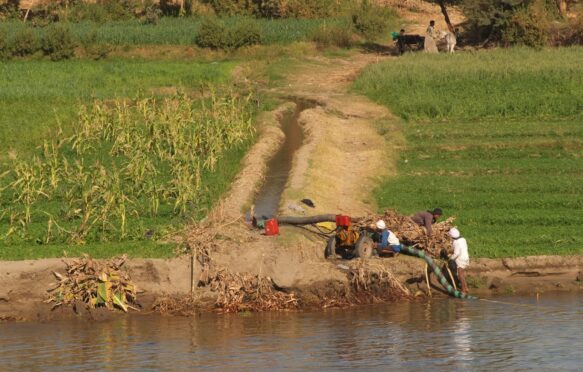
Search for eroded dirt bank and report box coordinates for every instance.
[1,253,581,322]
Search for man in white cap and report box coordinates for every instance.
[449,227,470,293]
[373,220,402,256]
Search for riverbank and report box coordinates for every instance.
[1,250,581,322]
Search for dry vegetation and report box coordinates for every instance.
[356,209,456,258]
[46,255,138,312]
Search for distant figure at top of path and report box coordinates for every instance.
[426,20,436,38]
[411,208,442,237]
[423,20,438,53]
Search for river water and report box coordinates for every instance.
[1,293,581,370]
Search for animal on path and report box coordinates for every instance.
[439,30,457,54]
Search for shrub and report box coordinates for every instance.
[195,18,228,49]
[502,6,547,47]
[0,29,11,60]
[11,28,40,57]
[196,18,263,50]
[311,23,354,49]
[42,24,76,60]
[228,18,262,49]
[351,0,393,41]
[462,0,555,46]
[281,0,340,18]
[205,0,256,16]
[82,30,111,60]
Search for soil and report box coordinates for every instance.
[1,6,582,322]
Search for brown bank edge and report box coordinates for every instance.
[1,254,582,322]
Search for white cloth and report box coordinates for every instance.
[450,237,470,269]
[388,230,400,246]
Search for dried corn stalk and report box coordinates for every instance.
[355,209,456,258]
[199,265,299,313]
[348,262,411,299]
[46,255,138,312]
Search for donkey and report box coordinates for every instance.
[439,30,457,54]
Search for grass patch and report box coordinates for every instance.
[0,18,349,46]
[355,48,583,258]
[354,47,583,121]
[0,241,175,261]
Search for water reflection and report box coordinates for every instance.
[1,293,581,370]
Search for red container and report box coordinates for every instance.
[264,219,279,236]
[335,214,351,228]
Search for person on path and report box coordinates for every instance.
[449,227,470,293]
[426,20,436,38]
[411,208,442,237]
[373,220,402,256]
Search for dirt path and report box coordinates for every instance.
[210,52,399,287]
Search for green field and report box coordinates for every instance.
[0,59,233,159]
[0,17,348,46]
[0,58,257,260]
[355,48,583,258]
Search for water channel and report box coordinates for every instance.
[253,100,315,219]
[1,293,581,370]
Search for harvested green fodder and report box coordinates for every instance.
[46,254,138,312]
[356,209,456,258]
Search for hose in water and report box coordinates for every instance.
[401,245,478,300]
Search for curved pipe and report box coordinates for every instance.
[401,246,478,300]
[277,214,338,225]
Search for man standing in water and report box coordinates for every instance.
[411,208,442,237]
[449,227,470,294]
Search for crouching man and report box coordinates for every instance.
[373,220,402,256]
[449,227,470,293]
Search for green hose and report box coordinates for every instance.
[401,246,478,300]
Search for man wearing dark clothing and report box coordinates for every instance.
[411,208,442,237]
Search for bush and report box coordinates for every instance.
[11,28,40,57]
[462,0,555,46]
[502,6,547,47]
[228,18,262,49]
[195,18,228,49]
[0,29,11,60]
[205,0,256,16]
[311,23,354,49]
[196,18,262,50]
[351,0,394,41]
[81,30,111,60]
[42,24,76,60]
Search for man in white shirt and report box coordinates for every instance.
[449,227,470,293]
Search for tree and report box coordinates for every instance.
[426,0,462,33]
[556,0,567,17]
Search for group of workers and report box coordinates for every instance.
[372,207,470,294]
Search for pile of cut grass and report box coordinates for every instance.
[355,48,583,258]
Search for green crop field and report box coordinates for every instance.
[0,59,233,159]
[0,59,257,260]
[0,17,347,46]
[355,48,583,258]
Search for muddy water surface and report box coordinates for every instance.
[1,293,581,370]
